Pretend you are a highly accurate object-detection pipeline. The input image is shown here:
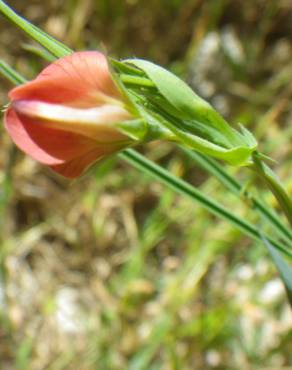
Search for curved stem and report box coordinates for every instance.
[252,153,292,227]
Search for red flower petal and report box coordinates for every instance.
[4,108,99,165]
[50,148,108,178]
[9,51,120,108]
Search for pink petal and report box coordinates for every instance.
[9,51,121,108]
[50,148,108,178]
[4,108,100,165]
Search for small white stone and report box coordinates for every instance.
[55,287,83,334]
[236,264,254,281]
[259,279,284,304]
[206,350,221,366]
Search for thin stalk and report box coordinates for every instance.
[110,58,145,77]
[252,153,292,227]
[120,74,156,89]
[182,148,292,245]
[119,149,291,258]
[21,43,56,62]
[0,60,26,85]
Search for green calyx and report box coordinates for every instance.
[117,58,258,166]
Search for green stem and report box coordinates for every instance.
[120,74,156,88]
[252,153,292,227]
[0,60,26,85]
[182,148,292,246]
[119,149,291,257]
[0,0,71,58]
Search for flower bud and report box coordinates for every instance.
[4,51,137,178]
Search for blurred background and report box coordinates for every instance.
[0,0,291,369]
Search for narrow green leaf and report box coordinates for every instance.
[22,43,56,62]
[262,236,292,306]
[0,0,72,58]
[0,60,26,85]
[252,153,292,227]
[110,58,145,77]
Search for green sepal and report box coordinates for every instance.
[116,119,148,141]
[238,124,257,148]
[107,59,153,142]
[125,59,241,141]
[109,58,175,142]
[125,58,258,165]
[150,112,256,166]
[125,59,210,120]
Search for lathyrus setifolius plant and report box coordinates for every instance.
[4,48,291,226]
[0,0,290,298]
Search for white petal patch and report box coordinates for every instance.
[13,100,131,124]
[13,100,132,142]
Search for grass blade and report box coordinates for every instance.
[0,0,71,58]
[21,43,56,62]
[0,60,26,85]
[262,236,292,306]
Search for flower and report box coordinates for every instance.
[4,51,135,178]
